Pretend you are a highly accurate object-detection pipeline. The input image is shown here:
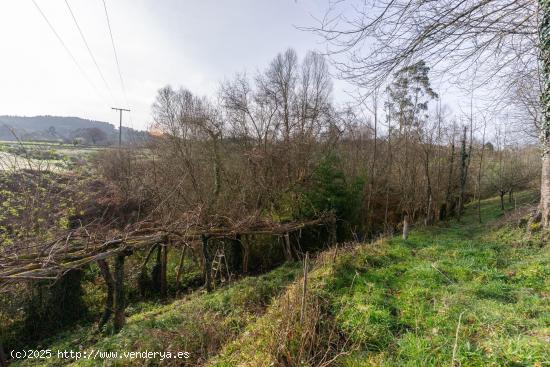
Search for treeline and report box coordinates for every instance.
[0,115,148,145]
[99,49,538,239]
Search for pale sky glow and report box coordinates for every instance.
[0,0,346,130]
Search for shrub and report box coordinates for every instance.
[293,154,364,237]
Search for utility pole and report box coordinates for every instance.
[111,107,130,146]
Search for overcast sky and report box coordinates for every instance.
[0,0,358,130]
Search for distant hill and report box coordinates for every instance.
[0,115,146,144]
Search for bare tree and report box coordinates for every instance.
[152,86,224,215]
[307,0,550,225]
[221,49,335,209]
[477,117,488,222]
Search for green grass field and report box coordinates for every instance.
[11,191,550,366]
[331,193,548,366]
[213,192,549,366]
[0,141,102,172]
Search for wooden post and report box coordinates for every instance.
[160,243,168,299]
[402,215,410,240]
[113,254,126,332]
[0,342,7,367]
[97,259,115,331]
[202,234,212,292]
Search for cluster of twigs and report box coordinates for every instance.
[0,213,334,291]
[0,227,165,288]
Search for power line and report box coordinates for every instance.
[31,0,106,104]
[101,0,128,107]
[64,0,115,102]
[101,0,137,136]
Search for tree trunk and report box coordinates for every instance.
[457,126,469,219]
[241,237,249,274]
[152,246,162,291]
[424,149,433,225]
[384,186,391,230]
[444,135,456,221]
[477,120,487,223]
[202,234,213,292]
[384,101,393,232]
[539,0,550,227]
[366,90,379,235]
[500,191,505,211]
[113,254,126,332]
[211,136,222,206]
[97,259,115,331]
[175,245,187,288]
[141,244,158,270]
[541,155,550,225]
[160,243,168,299]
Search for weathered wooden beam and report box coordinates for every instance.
[167,217,327,238]
[1,235,166,282]
[0,263,43,277]
[0,218,334,290]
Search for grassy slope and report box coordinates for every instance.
[212,192,550,366]
[13,263,301,366]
